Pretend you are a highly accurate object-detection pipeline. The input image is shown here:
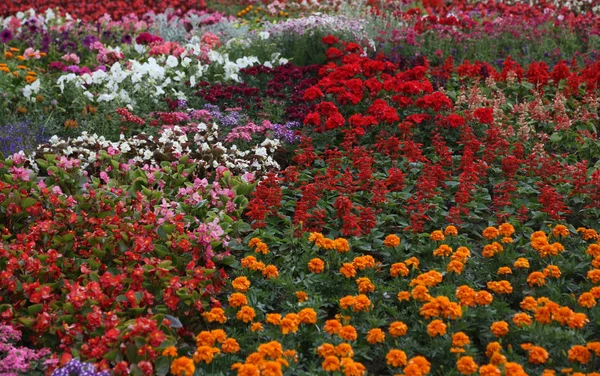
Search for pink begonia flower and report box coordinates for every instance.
[242,172,255,183]
[61,53,80,64]
[8,167,30,181]
[11,153,25,165]
[23,48,42,60]
[99,171,110,183]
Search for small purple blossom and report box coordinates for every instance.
[0,29,13,44]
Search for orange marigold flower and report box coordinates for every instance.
[578,292,597,308]
[582,228,599,240]
[486,342,502,357]
[512,312,533,327]
[456,285,476,307]
[340,358,366,376]
[389,321,408,337]
[232,276,251,292]
[405,256,420,269]
[586,341,600,356]
[452,247,471,262]
[280,314,300,334]
[340,295,356,310]
[193,346,220,364]
[334,238,350,253]
[411,285,431,302]
[262,264,279,279]
[248,237,262,248]
[171,356,195,376]
[366,328,385,344]
[202,307,227,324]
[308,258,325,273]
[490,321,509,337]
[520,296,538,311]
[568,345,592,363]
[397,291,411,301]
[222,338,241,353]
[528,345,549,364]
[322,355,341,371]
[486,280,513,294]
[162,346,178,357]
[353,255,376,270]
[335,343,354,358]
[474,290,493,306]
[296,291,308,302]
[234,363,259,375]
[255,242,270,255]
[427,320,447,337]
[541,370,555,376]
[266,313,282,325]
[434,244,453,257]
[483,226,500,239]
[456,356,478,375]
[298,308,317,324]
[514,258,530,269]
[196,331,216,347]
[430,230,445,241]
[261,361,282,376]
[479,364,501,376]
[356,277,375,294]
[384,234,401,247]
[352,294,372,312]
[229,293,248,308]
[407,356,431,375]
[390,262,409,277]
[591,286,600,298]
[386,349,407,367]
[588,269,600,284]
[543,265,561,278]
[498,267,512,275]
[503,362,526,376]
[318,343,336,358]
[444,225,458,236]
[236,306,256,323]
[308,232,324,243]
[498,223,515,237]
[337,325,358,341]
[450,347,466,353]
[452,332,470,347]
[527,271,546,287]
[340,263,356,278]
[324,319,342,335]
[210,329,226,343]
[552,225,569,237]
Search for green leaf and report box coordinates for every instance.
[28,304,44,316]
[21,197,37,208]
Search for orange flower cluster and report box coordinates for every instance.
[339,294,372,312]
[249,237,270,254]
[231,341,297,376]
[530,231,565,257]
[419,296,463,319]
[309,232,350,252]
[318,342,366,375]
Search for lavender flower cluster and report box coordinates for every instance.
[51,359,110,376]
[0,121,48,156]
[203,104,242,127]
[272,121,301,143]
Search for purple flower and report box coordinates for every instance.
[82,35,98,49]
[121,34,133,44]
[0,29,12,44]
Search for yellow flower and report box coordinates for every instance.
[171,357,195,376]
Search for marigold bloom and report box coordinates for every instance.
[221,338,240,353]
[232,276,251,292]
[211,329,227,343]
[503,362,526,376]
[308,258,325,273]
[498,223,515,237]
[318,343,336,358]
[452,247,471,262]
[296,291,308,302]
[397,291,411,301]
[241,255,258,269]
[483,227,500,239]
[512,312,533,327]
[193,346,220,364]
[248,237,262,248]
[434,244,453,257]
[452,332,470,347]
[543,265,561,278]
[324,319,342,335]
[334,238,350,253]
[490,321,509,337]
[340,358,366,376]
[487,280,513,294]
[237,306,256,323]
[258,341,284,359]
[405,256,420,269]
[553,225,569,237]
[261,361,282,376]
[427,320,447,337]
[196,331,216,347]
[202,307,227,324]
[444,225,458,236]
[520,296,538,311]
[353,255,376,270]
[411,285,431,302]
[407,356,431,375]
[497,267,512,275]
[486,342,502,357]
[234,363,259,376]
[456,285,476,307]
[255,242,269,255]
[386,349,407,367]
[447,260,464,274]
[578,292,597,308]
[384,234,400,247]
[337,325,358,341]
[456,356,478,375]
[171,356,195,376]
[527,271,547,287]
[356,277,375,294]
[474,290,493,306]
[479,364,501,376]
[352,294,372,312]
[322,356,341,371]
[229,293,248,308]
[335,343,354,358]
[430,230,445,241]
[366,328,385,344]
[588,269,600,284]
[298,308,317,324]
[389,321,408,337]
[280,314,300,334]
[262,265,279,279]
[340,295,356,310]
[514,258,530,269]
[390,262,409,277]
[162,346,178,357]
[340,263,356,278]
[528,345,549,364]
